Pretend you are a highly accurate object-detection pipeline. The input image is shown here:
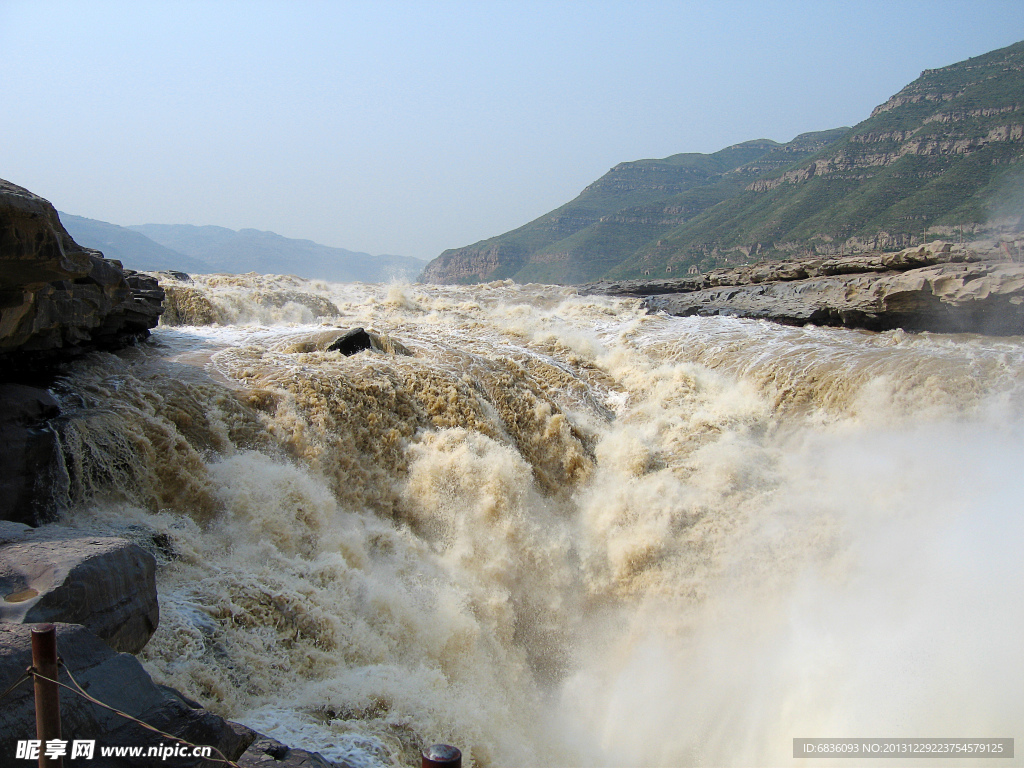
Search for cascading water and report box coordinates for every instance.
[48,275,1024,766]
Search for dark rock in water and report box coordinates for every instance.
[327,327,374,355]
[236,733,354,768]
[0,523,159,653]
[0,179,164,377]
[0,384,64,525]
[157,270,194,283]
[0,623,252,767]
[327,327,412,356]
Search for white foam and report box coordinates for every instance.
[57,279,1024,766]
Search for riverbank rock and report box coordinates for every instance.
[0,384,64,525]
[0,524,158,653]
[584,243,1024,334]
[645,261,1024,333]
[0,623,253,768]
[0,179,164,376]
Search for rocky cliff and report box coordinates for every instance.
[0,179,165,526]
[0,180,164,373]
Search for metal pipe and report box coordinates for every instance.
[31,624,62,768]
[422,743,461,768]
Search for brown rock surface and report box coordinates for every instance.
[0,179,164,372]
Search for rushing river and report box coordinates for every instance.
[50,275,1024,767]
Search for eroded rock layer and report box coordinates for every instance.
[584,243,1024,334]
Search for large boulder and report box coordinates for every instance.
[0,524,158,653]
[0,180,94,287]
[0,623,253,767]
[326,327,375,355]
[0,179,164,373]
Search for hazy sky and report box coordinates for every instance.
[2,1,1022,261]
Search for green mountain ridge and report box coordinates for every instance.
[423,39,1024,284]
[422,137,814,283]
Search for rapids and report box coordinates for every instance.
[49,275,1024,766]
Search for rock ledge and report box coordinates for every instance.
[583,243,1024,334]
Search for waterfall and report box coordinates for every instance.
[50,275,1024,767]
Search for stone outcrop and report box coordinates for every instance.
[583,243,1024,335]
[0,523,159,653]
[0,179,164,374]
[584,242,970,295]
[0,622,253,767]
[0,529,348,766]
[0,179,167,519]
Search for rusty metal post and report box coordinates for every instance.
[31,624,62,768]
[422,744,461,768]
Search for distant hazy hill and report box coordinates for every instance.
[61,214,425,282]
[129,223,424,283]
[423,39,1024,284]
[59,213,209,273]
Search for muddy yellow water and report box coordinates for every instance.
[52,276,1024,767]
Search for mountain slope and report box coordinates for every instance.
[607,40,1024,278]
[514,129,850,283]
[421,138,791,284]
[129,224,425,283]
[59,213,209,273]
[423,39,1024,285]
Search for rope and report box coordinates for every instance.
[0,667,32,702]
[27,662,241,768]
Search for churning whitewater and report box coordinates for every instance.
[50,275,1024,767]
